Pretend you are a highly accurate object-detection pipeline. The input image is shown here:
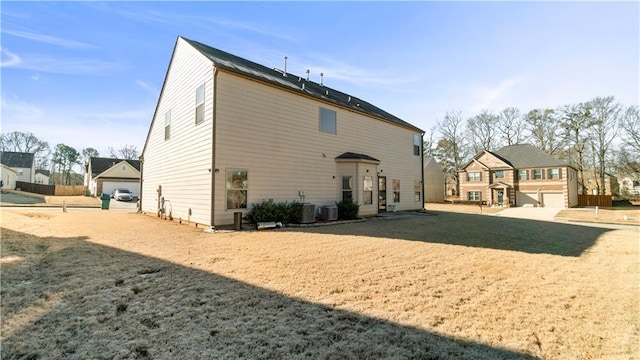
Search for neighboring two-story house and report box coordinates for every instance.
[140,36,425,227]
[35,169,50,185]
[581,170,619,196]
[459,144,578,208]
[0,151,35,183]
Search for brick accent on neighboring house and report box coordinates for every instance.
[459,144,578,208]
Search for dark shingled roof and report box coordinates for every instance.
[36,169,50,176]
[492,144,568,168]
[89,157,141,176]
[335,152,380,163]
[182,37,423,134]
[0,152,34,168]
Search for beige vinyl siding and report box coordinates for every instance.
[141,38,214,225]
[213,71,422,224]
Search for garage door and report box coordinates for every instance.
[541,192,564,208]
[102,181,140,197]
[516,191,538,207]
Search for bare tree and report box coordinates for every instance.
[618,105,640,176]
[109,144,139,160]
[0,131,50,169]
[467,109,500,153]
[434,111,469,197]
[560,103,594,194]
[422,125,437,157]
[588,96,620,195]
[523,108,564,155]
[498,107,524,145]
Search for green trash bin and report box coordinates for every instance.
[100,193,111,210]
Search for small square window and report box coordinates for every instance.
[495,170,504,179]
[320,108,337,134]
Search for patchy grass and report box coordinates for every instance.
[1,208,638,359]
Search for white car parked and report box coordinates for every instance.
[111,188,133,201]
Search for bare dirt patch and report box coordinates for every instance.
[1,208,638,359]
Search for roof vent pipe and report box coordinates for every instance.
[320,72,324,86]
[283,56,287,77]
[306,69,310,81]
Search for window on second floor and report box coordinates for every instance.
[164,110,171,141]
[518,170,528,180]
[320,107,337,134]
[548,168,561,179]
[413,134,421,156]
[495,170,504,179]
[467,172,481,181]
[195,84,205,125]
[533,169,543,180]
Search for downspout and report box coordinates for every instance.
[210,66,219,230]
[138,156,143,213]
[421,132,425,210]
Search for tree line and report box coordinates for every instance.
[424,96,639,196]
[0,132,140,185]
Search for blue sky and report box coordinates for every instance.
[1,1,638,157]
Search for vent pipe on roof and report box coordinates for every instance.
[306,69,310,81]
[283,56,287,77]
[320,72,324,86]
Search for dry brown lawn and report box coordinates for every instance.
[1,207,638,359]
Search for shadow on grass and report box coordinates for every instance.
[290,211,612,257]
[1,228,538,359]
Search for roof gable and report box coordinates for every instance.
[0,152,35,168]
[89,157,141,176]
[494,144,567,168]
[181,37,422,133]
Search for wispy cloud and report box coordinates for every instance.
[1,95,149,155]
[1,48,21,67]
[87,3,297,42]
[1,51,119,75]
[136,80,159,96]
[470,76,529,112]
[2,29,96,49]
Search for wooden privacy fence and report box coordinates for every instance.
[16,181,85,196]
[577,194,612,207]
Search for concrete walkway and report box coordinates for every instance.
[492,207,562,221]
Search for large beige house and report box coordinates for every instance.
[140,37,425,227]
[459,144,578,208]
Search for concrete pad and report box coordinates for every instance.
[492,207,561,221]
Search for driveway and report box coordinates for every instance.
[0,191,45,205]
[492,207,562,221]
[107,198,138,211]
